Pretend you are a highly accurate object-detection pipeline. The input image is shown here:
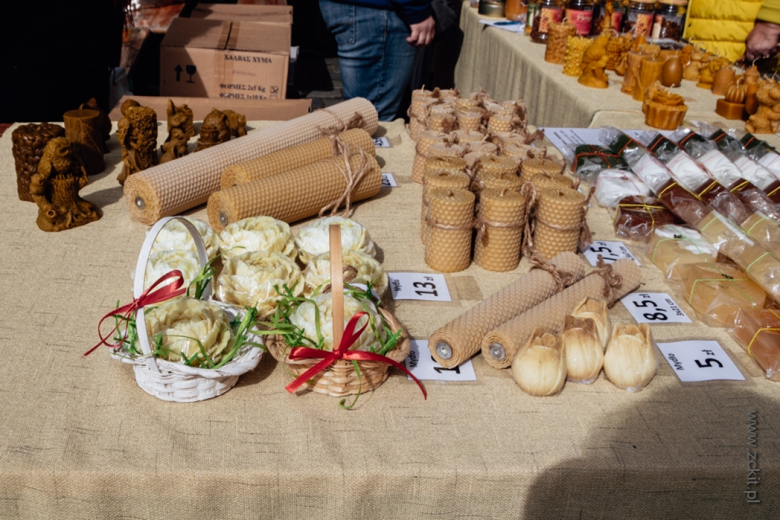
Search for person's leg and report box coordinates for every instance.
[318,0,416,121]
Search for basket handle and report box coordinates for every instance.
[133,217,212,369]
[329,225,344,347]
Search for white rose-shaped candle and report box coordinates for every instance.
[295,216,376,265]
[143,299,234,366]
[303,250,388,297]
[150,218,219,259]
[219,216,296,262]
[216,251,304,318]
[143,250,201,292]
[289,293,386,352]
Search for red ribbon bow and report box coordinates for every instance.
[285,312,427,399]
[84,270,187,357]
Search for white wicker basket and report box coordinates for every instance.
[110,216,263,402]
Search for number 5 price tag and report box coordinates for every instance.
[621,292,692,324]
[405,340,477,381]
[388,273,451,301]
[656,340,745,382]
[582,240,641,266]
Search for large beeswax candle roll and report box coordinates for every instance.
[220,128,375,189]
[481,258,642,369]
[421,170,471,242]
[429,252,586,368]
[124,98,378,225]
[474,188,526,272]
[424,188,475,272]
[207,151,382,232]
[533,187,586,260]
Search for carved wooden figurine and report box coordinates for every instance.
[117,105,159,185]
[11,123,65,202]
[30,137,101,232]
[195,109,230,152]
[223,109,248,138]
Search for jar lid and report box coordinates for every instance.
[631,0,657,3]
[658,0,687,5]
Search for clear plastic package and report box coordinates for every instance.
[730,308,780,381]
[649,224,718,280]
[594,169,652,208]
[613,195,677,242]
[600,127,644,160]
[741,212,780,259]
[680,262,766,327]
[571,144,629,184]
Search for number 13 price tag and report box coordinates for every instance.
[656,340,745,382]
[582,240,641,266]
[388,273,451,301]
[621,292,692,324]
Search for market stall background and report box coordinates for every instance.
[1,112,778,518]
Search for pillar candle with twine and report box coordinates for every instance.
[426,105,457,133]
[425,188,475,272]
[532,187,588,260]
[413,143,465,184]
[474,155,519,179]
[63,108,106,175]
[487,112,516,134]
[421,170,471,243]
[622,51,650,95]
[474,187,528,272]
[458,109,485,133]
[530,171,573,191]
[520,156,564,183]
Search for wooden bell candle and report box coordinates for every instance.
[563,36,591,77]
[474,188,527,272]
[633,56,666,102]
[425,188,476,273]
[622,51,649,95]
[545,20,577,65]
[63,109,105,175]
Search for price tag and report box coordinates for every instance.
[388,273,451,301]
[656,340,745,382]
[381,173,397,188]
[621,292,692,324]
[373,137,391,148]
[405,340,477,381]
[582,240,641,266]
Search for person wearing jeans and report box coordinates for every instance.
[319,0,435,121]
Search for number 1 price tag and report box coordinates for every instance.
[582,240,641,266]
[656,340,745,382]
[621,292,692,324]
[381,173,397,187]
[388,273,451,301]
[373,137,391,148]
[405,340,477,381]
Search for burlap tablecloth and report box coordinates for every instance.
[455,2,721,128]
[0,117,778,519]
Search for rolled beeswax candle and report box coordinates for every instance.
[425,188,475,272]
[421,170,471,242]
[481,258,642,369]
[429,252,586,367]
[533,187,586,260]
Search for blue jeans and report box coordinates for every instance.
[319,0,417,121]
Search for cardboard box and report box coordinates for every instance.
[108,95,311,122]
[160,17,290,99]
[191,3,292,23]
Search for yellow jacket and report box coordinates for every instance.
[683,0,770,61]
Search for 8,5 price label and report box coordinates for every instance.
[621,292,692,324]
[582,240,641,266]
[405,340,477,381]
[373,137,391,148]
[381,173,397,187]
[656,340,745,382]
[388,273,451,301]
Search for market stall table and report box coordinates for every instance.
[454,2,720,128]
[0,118,778,519]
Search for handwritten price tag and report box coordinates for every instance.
[373,137,391,148]
[582,240,641,266]
[621,292,692,324]
[657,340,745,382]
[381,173,397,187]
[405,340,477,381]
[388,273,451,301]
